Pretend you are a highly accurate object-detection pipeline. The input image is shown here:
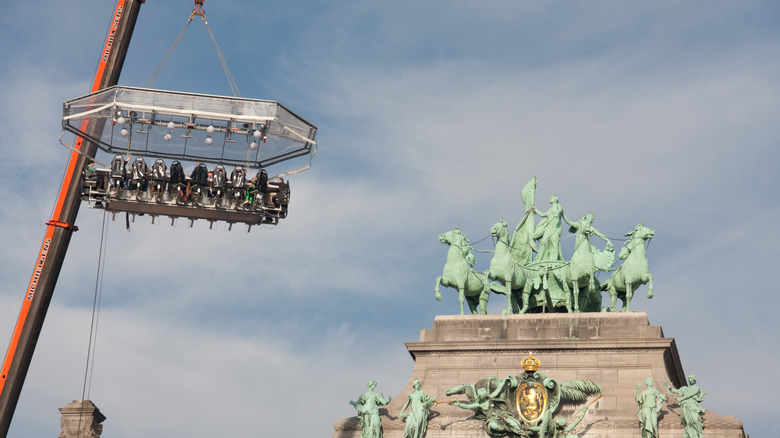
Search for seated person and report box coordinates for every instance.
[243,169,267,205]
[271,178,288,207]
[83,160,105,191]
[85,160,97,178]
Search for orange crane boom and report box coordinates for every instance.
[0,1,145,434]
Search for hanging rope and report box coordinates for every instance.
[76,210,111,438]
[145,3,241,96]
[87,212,110,399]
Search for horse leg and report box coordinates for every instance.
[571,281,579,313]
[586,269,596,311]
[608,283,618,312]
[623,283,633,312]
[510,286,521,314]
[466,295,480,314]
[435,276,443,301]
[479,290,489,315]
[502,280,513,315]
[559,271,573,313]
[458,287,466,315]
[475,272,489,314]
[519,282,532,314]
[509,269,524,314]
[646,274,654,299]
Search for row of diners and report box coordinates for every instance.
[81,155,289,225]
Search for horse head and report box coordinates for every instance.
[440,228,473,260]
[440,228,464,246]
[620,223,655,258]
[625,223,655,241]
[490,218,509,241]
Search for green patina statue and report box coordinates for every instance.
[436,178,655,314]
[444,353,601,438]
[562,213,614,312]
[548,407,592,438]
[435,228,492,315]
[489,217,532,315]
[399,378,436,438]
[531,195,567,263]
[448,378,528,437]
[601,223,655,312]
[635,377,667,438]
[350,380,393,438]
[664,376,707,438]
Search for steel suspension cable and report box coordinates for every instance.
[204,20,241,97]
[87,212,110,399]
[145,7,241,97]
[145,19,192,88]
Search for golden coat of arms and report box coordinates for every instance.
[516,381,548,422]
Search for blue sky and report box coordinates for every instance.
[1,1,779,436]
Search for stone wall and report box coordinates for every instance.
[333,313,746,438]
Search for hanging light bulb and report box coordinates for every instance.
[207,125,215,134]
[205,136,213,145]
[164,132,172,142]
[253,129,262,139]
[249,141,258,150]
[120,128,129,137]
[167,121,176,130]
[116,116,126,125]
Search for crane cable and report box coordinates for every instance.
[145,2,241,97]
[204,19,241,97]
[75,209,111,438]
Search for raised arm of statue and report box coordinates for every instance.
[563,213,576,229]
[453,400,481,411]
[490,375,517,398]
[593,227,612,247]
[349,394,366,407]
[663,379,678,395]
[378,393,392,406]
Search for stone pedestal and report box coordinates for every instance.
[333,313,746,437]
[58,400,105,438]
